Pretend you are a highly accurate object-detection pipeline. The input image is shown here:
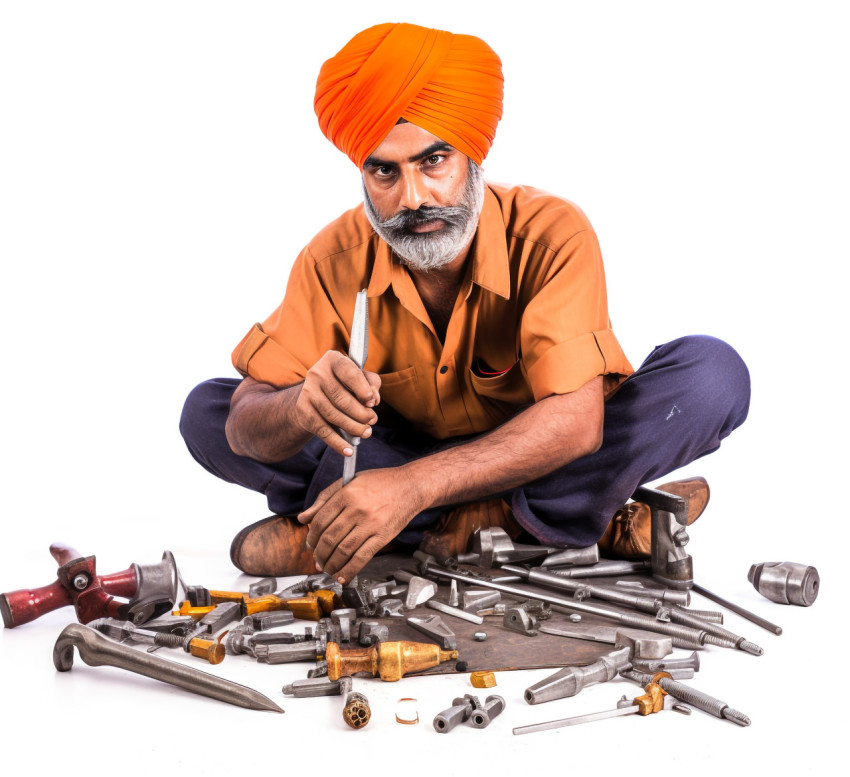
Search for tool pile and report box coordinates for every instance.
[1,495,820,734]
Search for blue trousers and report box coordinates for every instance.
[179,336,750,548]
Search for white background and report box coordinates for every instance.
[1,1,847,774]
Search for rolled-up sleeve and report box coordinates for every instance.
[231,246,347,388]
[521,229,633,401]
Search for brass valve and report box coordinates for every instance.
[326,640,458,682]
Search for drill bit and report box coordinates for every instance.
[53,623,283,713]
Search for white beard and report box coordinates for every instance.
[363,160,485,272]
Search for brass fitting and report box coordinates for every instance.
[326,640,458,682]
[187,636,225,664]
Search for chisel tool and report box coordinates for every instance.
[342,289,369,486]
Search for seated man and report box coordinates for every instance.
[180,23,750,585]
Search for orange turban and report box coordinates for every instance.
[314,23,503,169]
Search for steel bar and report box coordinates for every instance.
[693,582,783,635]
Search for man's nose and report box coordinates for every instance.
[398,172,430,211]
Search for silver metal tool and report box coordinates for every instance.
[524,647,633,704]
[427,599,484,624]
[544,559,652,578]
[748,561,819,606]
[248,577,277,598]
[469,527,554,567]
[501,564,691,611]
[414,554,739,650]
[448,579,459,607]
[186,601,241,639]
[254,642,321,664]
[633,651,700,674]
[540,545,600,568]
[330,608,357,642]
[358,621,388,646]
[54,622,283,712]
[692,582,783,635]
[514,692,677,735]
[283,676,352,697]
[469,695,506,728]
[244,610,296,630]
[635,485,694,589]
[463,589,501,612]
[342,289,369,486]
[434,695,479,733]
[621,669,750,726]
[503,607,538,636]
[406,614,457,650]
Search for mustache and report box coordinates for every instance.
[374,204,471,233]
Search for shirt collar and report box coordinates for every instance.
[367,185,510,301]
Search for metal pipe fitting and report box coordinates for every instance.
[469,695,506,728]
[748,561,819,606]
[433,695,478,733]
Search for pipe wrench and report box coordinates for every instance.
[341,289,369,485]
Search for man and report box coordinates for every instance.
[180,23,750,585]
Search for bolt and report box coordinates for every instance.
[73,574,89,590]
[473,632,487,641]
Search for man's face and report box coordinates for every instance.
[362,122,484,272]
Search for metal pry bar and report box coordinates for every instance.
[342,289,369,486]
[53,622,283,713]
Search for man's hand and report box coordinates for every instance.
[297,468,422,583]
[293,350,382,457]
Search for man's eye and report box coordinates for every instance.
[426,155,443,165]
[375,166,395,177]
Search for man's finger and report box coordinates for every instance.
[311,392,376,440]
[328,536,386,584]
[330,356,378,406]
[307,417,359,457]
[365,371,382,407]
[297,480,342,525]
[304,496,345,550]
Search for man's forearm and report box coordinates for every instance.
[225,379,313,463]
[401,377,604,512]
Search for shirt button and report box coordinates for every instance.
[439,365,448,374]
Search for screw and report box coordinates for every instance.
[73,574,89,590]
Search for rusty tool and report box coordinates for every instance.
[514,677,674,735]
[326,640,458,682]
[343,691,372,729]
[2,544,179,628]
[54,623,283,712]
[342,289,369,486]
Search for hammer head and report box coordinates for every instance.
[614,628,673,660]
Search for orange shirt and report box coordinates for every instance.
[232,183,634,440]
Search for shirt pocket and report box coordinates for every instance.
[469,359,534,415]
[376,366,423,423]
